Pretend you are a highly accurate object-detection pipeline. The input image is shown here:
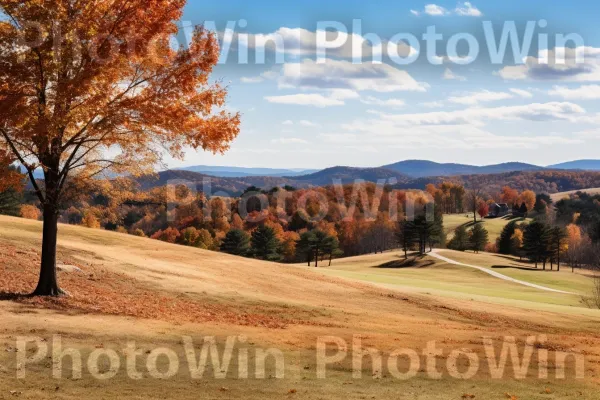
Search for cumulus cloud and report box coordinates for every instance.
[360,96,406,108]
[424,4,449,16]
[548,84,600,100]
[443,68,467,81]
[363,102,586,126]
[240,76,264,84]
[265,93,345,107]
[232,27,415,61]
[271,138,309,144]
[497,47,600,82]
[278,58,427,93]
[448,90,514,105]
[455,2,483,17]
[420,101,445,108]
[323,124,580,150]
[509,88,534,98]
[415,3,482,17]
[299,120,321,127]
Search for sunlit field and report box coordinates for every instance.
[2,216,600,399]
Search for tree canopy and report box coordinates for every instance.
[0,0,240,295]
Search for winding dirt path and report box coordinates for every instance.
[428,250,575,295]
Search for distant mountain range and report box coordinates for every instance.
[547,160,600,171]
[382,160,542,178]
[175,165,318,178]
[289,166,411,186]
[177,159,600,181]
[20,159,600,193]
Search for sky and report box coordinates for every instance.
[164,0,600,170]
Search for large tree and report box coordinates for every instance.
[0,1,240,295]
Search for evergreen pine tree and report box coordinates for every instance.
[448,226,469,251]
[497,221,517,254]
[251,226,281,261]
[469,224,489,253]
[523,221,551,268]
[296,231,316,266]
[220,229,251,256]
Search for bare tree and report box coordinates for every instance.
[466,185,484,225]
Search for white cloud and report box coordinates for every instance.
[448,90,514,105]
[323,124,580,150]
[363,102,586,127]
[278,58,428,93]
[328,89,361,100]
[443,68,467,81]
[265,93,344,107]
[497,47,600,82]
[417,3,482,17]
[360,96,406,108]
[548,84,600,100]
[233,27,415,61]
[455,2,483,17]
[240,76,264,84]
[240,70,278,84]
[424,4,449,16]
[420,101,445,108]
[509,88,534,98]
[271,138,309,145]
[299,120,321,127]
[282,120,294,125]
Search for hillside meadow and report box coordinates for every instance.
[1,215,600,399]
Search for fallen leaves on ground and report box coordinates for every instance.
[0,242,313,329]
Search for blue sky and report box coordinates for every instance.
[164,1,600,169]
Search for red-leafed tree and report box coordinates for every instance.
[477,200,490,220]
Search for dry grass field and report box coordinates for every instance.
[550,188,600,203]
[444,214,533,244]
[1,215,600,399]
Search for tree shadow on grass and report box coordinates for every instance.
[491,265,545,272]
[375,256,436,269]
[0,292,29,301]
[463,221,485,229]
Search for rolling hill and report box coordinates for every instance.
[288,166,411,186]
[548,160,600,171]
[383,160,542,178]
[176,165,317,177]
[1,215,599,399]
[134,167,600,198]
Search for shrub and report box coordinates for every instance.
[485,243,498,253]
[20,205,41,220]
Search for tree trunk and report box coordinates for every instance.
[314,247,319,268]
[32,205,64,296]
[329,253,332,267]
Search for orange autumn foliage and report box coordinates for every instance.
[20,204,41,220]
[0,0,240,294]
[518,190,536,212]
[0,149,22,192]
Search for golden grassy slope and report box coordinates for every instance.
[550,187,600,203]
[1,215,600,399]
